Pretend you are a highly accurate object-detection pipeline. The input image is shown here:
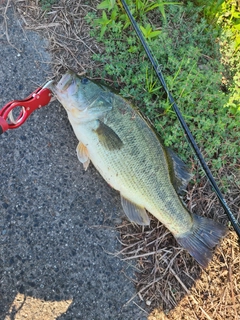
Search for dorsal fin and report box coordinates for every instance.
[166,148,193,195]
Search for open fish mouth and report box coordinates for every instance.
[56,73,74,92]
[51,72,80,106]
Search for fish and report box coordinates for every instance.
[50,71,227,268]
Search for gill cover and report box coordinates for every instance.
[53,72,114,122]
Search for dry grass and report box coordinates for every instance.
[148,229,240,320]
[14,0,103,77]
[116,174,240,317]
[8,0,240,319]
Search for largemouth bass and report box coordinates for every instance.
[51,71,227,268]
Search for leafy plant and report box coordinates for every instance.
[94,0,180,37]
[39,0,57,11]
[217,0,240,114]
[188,0,240,115]
[189,0,225,22]
[87,1,240,176]
[94,10,118,37]
[140,23,161,39]
[97,0,117,11]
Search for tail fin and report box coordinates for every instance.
[176,214,227,268]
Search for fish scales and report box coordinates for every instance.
[88,95,192,235]
[51,72,227,268]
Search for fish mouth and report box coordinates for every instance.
[56,72,74,92]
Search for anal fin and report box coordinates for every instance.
[76,142,90,170]
[121,195,150,226]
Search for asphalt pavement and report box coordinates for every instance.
[0,6,147,320]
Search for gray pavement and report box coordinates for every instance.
[0,7,147,320]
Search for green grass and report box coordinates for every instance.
[86,1,239,180]
[217,0,240,115]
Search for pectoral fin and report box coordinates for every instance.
[76,142,90,170]
[121,195,150,226]
[94,120,123,151]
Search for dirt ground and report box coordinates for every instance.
[3,1,240,319]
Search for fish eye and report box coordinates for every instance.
[81,78,89,84]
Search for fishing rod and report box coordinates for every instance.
[121,0,240,240]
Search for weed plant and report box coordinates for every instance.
[217,1,240,115]
[39,0,57,11]
[190,0,240,115]
[86,1,239,184]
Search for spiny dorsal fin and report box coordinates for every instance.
[121,195,150,226]
[94,120,123,151]
[76,142,90,170]
[166,148,193,195]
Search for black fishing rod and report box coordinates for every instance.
[121,0,240,240]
